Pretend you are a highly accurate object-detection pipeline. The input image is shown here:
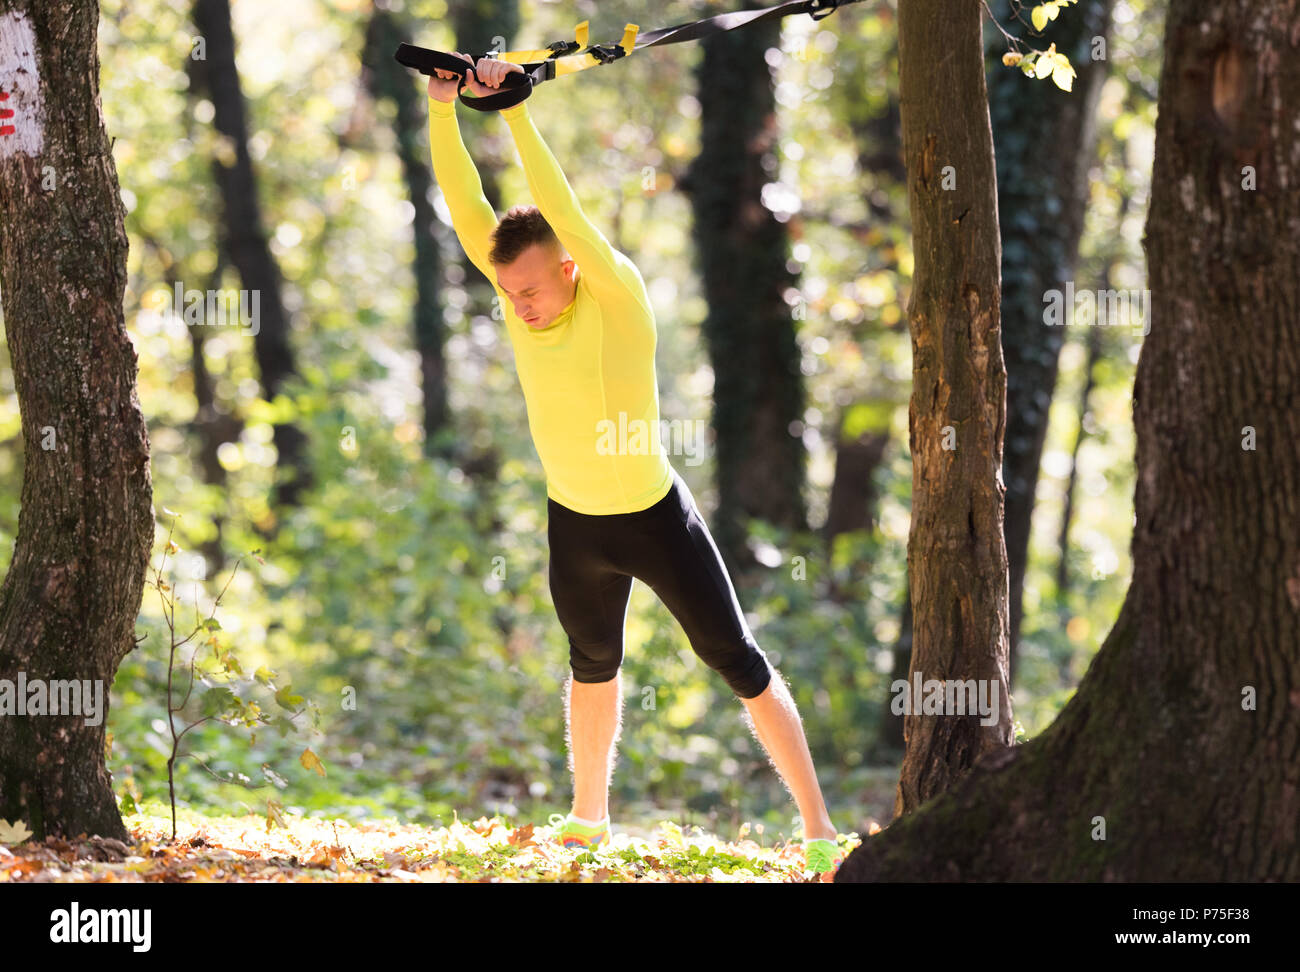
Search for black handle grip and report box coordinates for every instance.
[394,43,535,112]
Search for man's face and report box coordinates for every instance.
[495,242,577,329]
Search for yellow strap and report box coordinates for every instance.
[620,23,639,56]
[496,20,638,73]
[499,20,592,64]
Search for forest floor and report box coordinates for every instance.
[0,809,875,883]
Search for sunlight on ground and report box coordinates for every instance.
[0,809,867,884]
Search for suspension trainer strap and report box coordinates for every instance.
[395,0,861,112]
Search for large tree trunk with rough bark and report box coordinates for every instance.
[891,0,1012,817]
[0,0,154,841]
[683,2,807,573]
[839,0,1300,880]
[987,0,1114,682]
[188,0,310,508]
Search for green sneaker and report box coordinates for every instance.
[804,837,844,878]
[548,812,611,850]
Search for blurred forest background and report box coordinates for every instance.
[0,0,1162,840]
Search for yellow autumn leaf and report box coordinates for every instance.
[1052,57,1076,91]
[266,798,287,831]
[1002,51,1023,67]
[1031,4,1049,31]
[300,747,326,777]
[1035,52,1055,79]
[0,819,34,844]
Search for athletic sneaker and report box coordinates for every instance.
[804,837,845,879]
[548,812,611,850]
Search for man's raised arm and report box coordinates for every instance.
[499,101,649,315]
[427,95,498,280]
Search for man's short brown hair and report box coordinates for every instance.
[489,205,561,265]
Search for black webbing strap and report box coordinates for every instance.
[396,0,860,112]
[634,0,845,49]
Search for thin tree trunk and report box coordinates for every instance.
[1055,189,1131,599]
[824,410,889,603]
[684,1,807,573]
[447,0,518,491]
[141,235,238,571]
[0,0,154,840]
[839,0,1300,880]
[987,0,1115,683]
[892,0,1012,817]
[877,580,911,755]
[825,414,890,546]
[1054,325,1101,599]
[361,6,450,457]
[188,0,310,507]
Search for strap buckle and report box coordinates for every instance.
[587,43,627,64]
[546,40,580,58]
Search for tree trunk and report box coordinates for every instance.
[188,0,310,507]
[684,1,806,573]
[141,235,238,571]
[361,6,451,457]
[1054,187,1130,602]
[824,409,889,603]
[986,0,1114,682]
[0,0,154,840]
[448,0,518,491]
[876,580,911,755]
[1054,324,1101,601]
[892,0,1012,817]
[824,414,889,545]
[839,0,1300,880]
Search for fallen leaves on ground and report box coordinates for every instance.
[0,811,868,884]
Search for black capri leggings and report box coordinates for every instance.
[546,468,773,699]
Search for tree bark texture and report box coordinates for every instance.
[892,0,1013,817]
[0,0,154,840]
[839,0,1300,879]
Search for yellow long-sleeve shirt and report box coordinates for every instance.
[427,96,673,514]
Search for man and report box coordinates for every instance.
[427,54,843,879]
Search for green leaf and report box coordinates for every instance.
[201,686,238,717]
[201,617,221,632]
[254,665,276,686]
[275,684,304,710]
